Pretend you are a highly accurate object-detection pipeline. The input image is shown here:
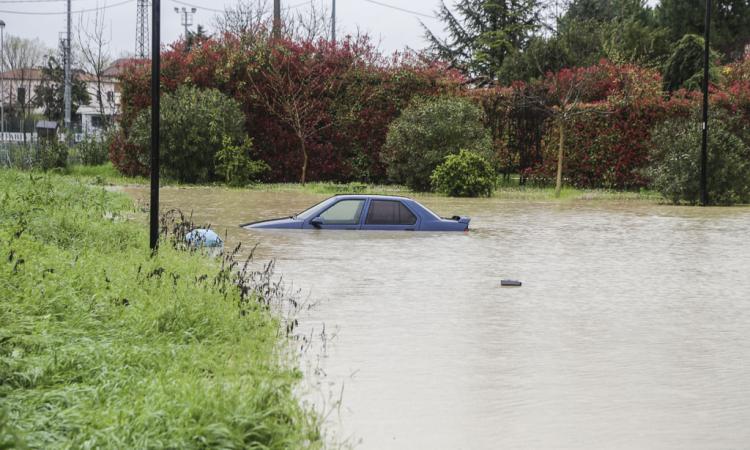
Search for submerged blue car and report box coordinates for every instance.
[241,195,470,231]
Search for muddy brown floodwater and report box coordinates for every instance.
[122,186,750,449]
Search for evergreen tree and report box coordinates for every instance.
[563,0,651,24]
[423,0,541,84]
[657,0,750,60]
[186,25,211,51]
[662,34,722,92]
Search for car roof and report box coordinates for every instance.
[332,194,413,202]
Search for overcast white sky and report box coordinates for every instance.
[0,0,452,60]
[0,0,661,63]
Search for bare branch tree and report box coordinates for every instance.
[214,0,333,42]
[214,0,273,39]
[76,1,113,130]
[288,1,333,42]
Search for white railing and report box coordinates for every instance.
[0,132,99,144]
[0,132,36,143]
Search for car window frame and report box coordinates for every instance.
[364,199,418,226]
[315,198,366,226]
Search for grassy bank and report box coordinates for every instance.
[0,170,320,448]
[65,163,661,202]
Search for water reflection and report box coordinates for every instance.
[122,186,750,449]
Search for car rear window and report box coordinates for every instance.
[365,200,417,225]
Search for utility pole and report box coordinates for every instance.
[331,0,336,42]
[701,0,711,206]
[273,0,281,38]
[150,0,160,250]
[64,0,72,136]
[174,7,196,38]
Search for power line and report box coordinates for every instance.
[359,0,437,19]
[170,0,315,15]
[0,0,133,14]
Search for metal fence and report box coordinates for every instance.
[0,132,107,169]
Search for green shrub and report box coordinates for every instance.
[382,96,493,191]
[431,149,496,197]
[131,85,247,183]
[74,133,111,166]
[648,117,750,205]
[215,136,270,186]
[37,140,68,171]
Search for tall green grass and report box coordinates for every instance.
[0,170,321,449]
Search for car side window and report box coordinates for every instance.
[319,200,365,225]
[365,200,417,225]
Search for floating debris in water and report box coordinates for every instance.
[186,229,224,256]
[501,279,522,287]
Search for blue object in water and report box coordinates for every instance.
[240,195,471,232]
[185,229,224,248]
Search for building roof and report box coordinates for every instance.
[102,58,135,78]
[0,68,44,80]
[1,64,123,82]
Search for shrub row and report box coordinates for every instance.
[111,35,460,183]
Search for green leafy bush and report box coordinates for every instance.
[648,117,750,205]
[431,149,496,197]
[131,85,247,183]
[37,140,68,171]
[215,136,270,186]
[382,96,492,191]
[74,134,111,166]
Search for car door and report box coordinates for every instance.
[361,199,420,231]
[306,198,366,230]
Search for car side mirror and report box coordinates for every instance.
[310,217,323,228]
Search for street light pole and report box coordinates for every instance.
[331,0,336,43]
[173,7,196,39]
[150,0,160,250]
[1,20,6,147]
[700,0,711,206]
[64,0,72,136]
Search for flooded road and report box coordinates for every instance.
[123,186,750,449]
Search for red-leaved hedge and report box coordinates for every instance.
[111,34,462,182]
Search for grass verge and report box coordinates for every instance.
[0,170,321,449]
[66,163,662,202]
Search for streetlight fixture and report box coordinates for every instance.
[174,7,197,38]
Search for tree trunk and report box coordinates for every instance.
[555,119,564,198]
[299,135,308,185]
[96,77,107,130]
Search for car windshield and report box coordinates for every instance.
[294,198,335,220]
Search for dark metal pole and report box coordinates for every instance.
[701,0,711,206]
[150,0,160,250]
[273,0,281,38]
